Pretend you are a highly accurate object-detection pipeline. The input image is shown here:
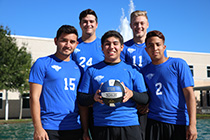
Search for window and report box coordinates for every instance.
[189,65,194,76]
[0,93,2,109]
[22,94,30,108]
[207,66,210,78]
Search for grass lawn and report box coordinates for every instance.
[0,118,32,124]
[196,114,210,119]
[0,114,210,124]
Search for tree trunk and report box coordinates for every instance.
[19,94,23,119]
[5,90,9,120]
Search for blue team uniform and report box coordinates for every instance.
[121,39,167,71]
[78,61,147,127]
[141,57,194,125]
[71,37,104,71]
[29,55,82,130]
[121,39,151,71]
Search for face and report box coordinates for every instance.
[130,16,149,39]
[54,33,78,59]
[145,36,166,64]
[80,14,98,36]
[102,36,123,63]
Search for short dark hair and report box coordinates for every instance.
[101,30,124,45]
[145,30,165,44]
[56,25,78,39]
[79,9,98,23]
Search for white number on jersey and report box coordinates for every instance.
[132,55,142,67]
[64,78,76,91]
[79,57,93,68]
[155,82,163,95]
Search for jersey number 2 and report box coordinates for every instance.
[155,82,163,95]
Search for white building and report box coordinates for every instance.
[1,35,210,119]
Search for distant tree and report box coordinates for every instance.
[0,25,32,120]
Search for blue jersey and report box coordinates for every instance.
[29,55,82,130]
[121,39,151,71]
[78,61,147,127]
[121,39,167,72]
[141,57,194,125]
[71,37,104,72]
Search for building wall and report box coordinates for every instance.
[12,35,56,61]
[0,100,31,119]
[1,35,210,118]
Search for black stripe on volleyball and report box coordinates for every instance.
[100,79,125,106]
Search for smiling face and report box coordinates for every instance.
[54,33,78,61]
[102,36,124,63]
[80,14,98,36]
[145,36,166,65]
[130,15,149,41]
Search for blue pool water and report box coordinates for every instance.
[0,119,209,140]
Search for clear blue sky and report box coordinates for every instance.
[0,0,210,53]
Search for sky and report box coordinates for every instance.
[0,0,210,53]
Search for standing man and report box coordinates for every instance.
[29,25,89,140]
[77,30,149,140]
[120,10,151,140]
[121,10,150,72]
[72,9,104,71]
[71,9,104,139]
[142,30,197,140]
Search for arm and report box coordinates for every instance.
[183,86,197,140]
[78,82,104,106]
[132,91,149,105]
[77,92,95,106]
[30,82,49,140]
[78,104,90,140]
[132,91,149,114]
[121,82,149,104]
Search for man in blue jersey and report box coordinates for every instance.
[72,9,104,71]
[77,30,149,140]
[142,30,197,140]
[72,9,104,139]
[29,25,90,140]
[121,10,150,71]
[120,10,151,140]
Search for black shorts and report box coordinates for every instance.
[93,125,142,140]
[46,129,82,140]
[88,107,94,139]
[138,113,148,140]
[146,118,187,140]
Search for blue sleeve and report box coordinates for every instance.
[133,69,147,93]
[178,59,194,88]
[78,68,93,94]
[29,58,46,85]
[120,45,126,61]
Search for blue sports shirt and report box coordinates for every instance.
[141,57,194,125]
[78,61,147,127]
[121,39,151,71]
[29,55,82,130]
[121,39,167,71]
[71,37,104,72]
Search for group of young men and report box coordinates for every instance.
[29,9,197,140]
